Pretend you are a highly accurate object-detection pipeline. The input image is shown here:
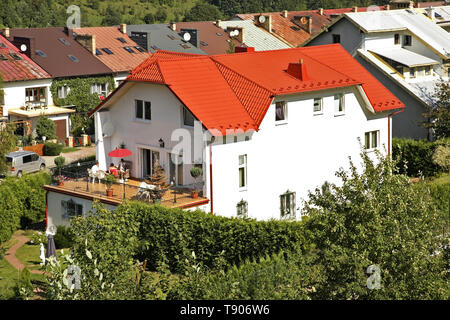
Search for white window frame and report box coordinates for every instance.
[182,106,195,127]
[61,199,83,220]
[313,97,323,115]
[91,83,109,96]
[364,130,380,151]
[275,101,288,124]
[135,99,152,122]
[280,190,296,220]
[236,199,248,218]
[334,93,345,116]
[238,154,247,191]
[57,85,70,99]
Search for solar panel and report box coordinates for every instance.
[36,50,47,57]
[68,54,79,62]
[102,48,113,54]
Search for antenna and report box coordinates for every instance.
[183,32,191,42]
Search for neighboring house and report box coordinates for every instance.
[127,23,207,55]
[417,5,450,31]
[0,33,74,140]
[304,8,450,140]
[44,44,404,226]
[4,27,114,139]
[74,25,151,86]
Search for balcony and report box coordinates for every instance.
[43,165,209,210]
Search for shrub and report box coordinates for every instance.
[392,138,448,177]
[36,116,56,140]
[53,226,74,249]
[43,142,63,156]
[432,144,450,174]
[54,156,66,168]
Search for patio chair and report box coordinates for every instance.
[136,182,152,202]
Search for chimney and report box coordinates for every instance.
[169,22,176,31]
[282,10,288,18]
[319,8,324,15]
[235,46,255,53]
[216,20,222,27]
[76,34,96,54]
[409,1,414,9]
[120,24,127,34]
[352,6,358,12]
[287,59,309,81]
[64,26,74,38]
[3,27,10,38]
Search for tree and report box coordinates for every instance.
[0,123,17,174]
[423,80,450,140]
[36,116,56,140]
[143,13,155,24]
[102,5,122,26]
[147,160,170,202]
[184,2,222,22]
[154,7,168,23]
[302,150,449,299]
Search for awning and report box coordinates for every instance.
[368,48,440,68]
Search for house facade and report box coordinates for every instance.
[305,8,450,140]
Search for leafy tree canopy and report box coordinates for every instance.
[184,2,222,22]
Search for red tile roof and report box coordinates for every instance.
[0,35,50,82]
[93,45,404,134]
[236,6,386,47]
[74,27,150,73]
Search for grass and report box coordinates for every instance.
[61,147,81,153]
[429,173,450,186]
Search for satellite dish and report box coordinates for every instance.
[300,16,308,24]
[103,121,115,138]
[258,15,266,24]
[229,30,236,37]
[233,29,239,36]
[20,44,27,52]
[183,32,191,42]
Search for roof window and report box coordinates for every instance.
[59,38,71,46]
[124,46,135,53]
[117,37,127,43]
[36,50,47,57]
[10,53,22,60]
[68,54,79,62]
[134,46,145,52]
[101,48,114,54]
[200,41,208,46]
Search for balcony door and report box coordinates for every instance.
[142,149,160,179]
[169,153,183,186]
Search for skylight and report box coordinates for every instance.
[36,50,47,57]
[59,38,71,46]
[0,54,8,61]
[167,34,176,40]
[117,37,127,43]
[150,45,159,51]
[0,42,6,48]
[101,48,113,54]
[124,46,135,53]
[180,43,190,49]
[216,32,223,36]
[10,53,22,60]
[200,41,208,47]
[134,46,145,52]
[68,54,79,62]
[96,49,102,55]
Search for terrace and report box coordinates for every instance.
[43,163,209,210]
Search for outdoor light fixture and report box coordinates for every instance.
[159,138,165,148]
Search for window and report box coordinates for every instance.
[117,37,127,43]
[334,93,345,115]
[31,154,39,161]
[123,46,135,53]
[10,53,21,60]
[280,191,296,219]
[409,67,416,78]
[68,54,79,63]
[403,35,412,46]
[135,100,151,121]
[200,41,208,47]
[57,85,70,99]
[25,87,46,103]
[0,54,8,61]
[134,46,145,52]
[101,48,113,54]
[61,199,83,220]
[238,155,247,189]
[394,34,400,45]
[425,66,431,76]
[236,199,248,218]
[332,34,341,44]
[59,38,71,46]
[22,155,32,164]
[35,50,47,57]
[275,101,287,122]
[0,42,5,48]
[95,48,103,55]
[91,83,109,96]
[313,98,323,114]
[364,130,379,150]
[183,107,195,127]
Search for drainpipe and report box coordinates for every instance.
[209,143,213,215]
[388,109,404,157]
[45,190,49,229]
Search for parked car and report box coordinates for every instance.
[5,151,46,177]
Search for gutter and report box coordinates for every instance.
[388,108,404,157]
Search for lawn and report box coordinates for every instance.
[61,147,81,153]
[429,173,450,186]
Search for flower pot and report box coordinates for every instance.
[106,189,114,197]
[191,191,199,199]
[58,181,64,187]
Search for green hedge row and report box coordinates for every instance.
[392,138,448,177]
[118,202,307,272]
[0,172,51,243]
[43,142,64,156]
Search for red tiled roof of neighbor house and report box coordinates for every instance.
[6,27,112,78]
[235,6,386,47]
[92,45,404,134]
[175,21,241,55]
[0,35,50,82]
[73,26,150,73]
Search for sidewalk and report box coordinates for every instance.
[42,146,96,169]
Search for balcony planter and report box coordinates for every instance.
[58,181,64,187]
[106,189,114,197]
[190,167,203,199]
[102,174,116,197]
[191,191,199,199]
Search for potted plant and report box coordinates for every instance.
[147,161,170,204]
[190,167,203,199]
[55,175,67,186]
[102,174,116,197]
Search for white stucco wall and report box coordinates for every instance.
[46,191,117,228]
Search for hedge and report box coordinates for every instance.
[116,202,307,273]
[392,138,449,177]
[43,142,64,156]
[0,172,51,243]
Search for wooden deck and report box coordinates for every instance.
[44,177,209,209]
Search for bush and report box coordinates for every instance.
[36,116,56,140]
[432,144,450,174]
[53,226,74,249]
[43,142,64,156]
[54,156,65,168]
[392,138,449,177]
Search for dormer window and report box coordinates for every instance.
[403,35,412,46]
[275,101,287,123]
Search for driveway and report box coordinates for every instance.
[42,146,96,169]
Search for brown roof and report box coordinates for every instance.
[175,21,241,55]
[7,27,112,78]
[74,26,150,73]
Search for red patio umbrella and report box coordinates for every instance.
[108,148,133,158]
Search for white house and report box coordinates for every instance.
[305,7,450,140]
[43,45,404,226]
